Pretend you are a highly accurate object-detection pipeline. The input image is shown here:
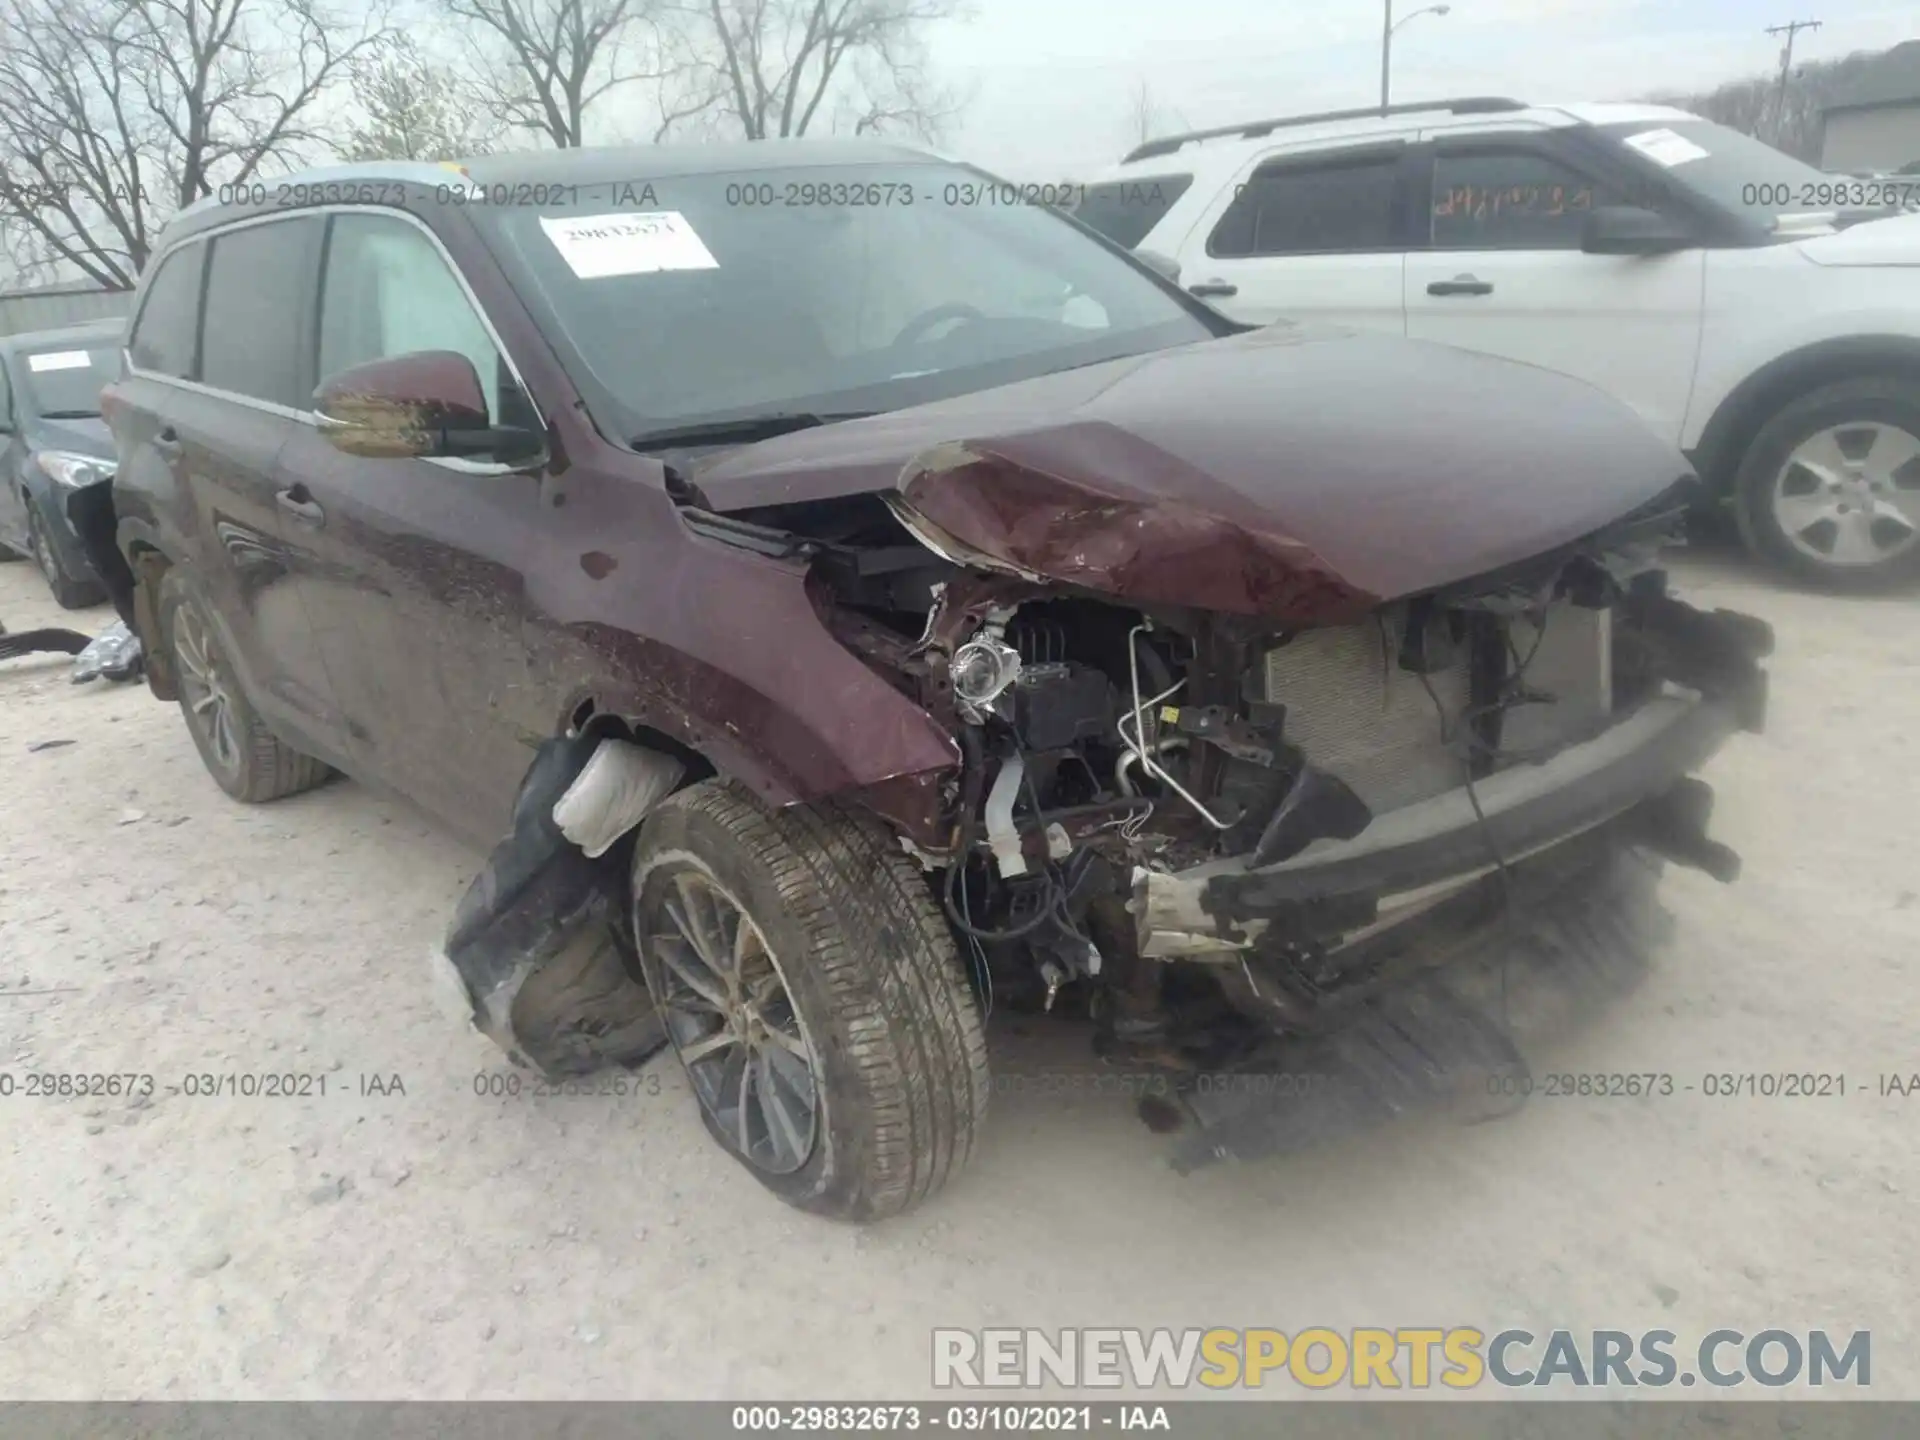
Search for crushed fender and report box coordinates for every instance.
[437,731,680,1077]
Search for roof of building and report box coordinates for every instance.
[1824,39,1920,114]
[0,317,125,352]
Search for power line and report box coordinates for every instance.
[1766,18,1822,142]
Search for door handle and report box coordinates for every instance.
[276,486,325,527]
[1187,280,1239,297]
[152,426,182,457]
[1427,276,1495,297]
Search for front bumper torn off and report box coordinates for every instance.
[1136,589,1772,960]
[1159,833,1676,1172]
[1134,687,1747,960]
[1131,593,1771,1171]
[1134,687,1752,1173]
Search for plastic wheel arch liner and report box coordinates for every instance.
[437,732,680,1077]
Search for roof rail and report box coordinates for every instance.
[1119,97,1528,164]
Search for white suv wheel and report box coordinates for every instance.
[1771,421,1920,569]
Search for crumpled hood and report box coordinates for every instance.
[693,324,1692,624]
[1794,209,1920,267]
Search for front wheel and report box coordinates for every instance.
[1733,377,1920,590]
[632,780,988,1221]
[28,503,106,609]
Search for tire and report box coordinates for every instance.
[27,502,107,609]
[158,569,331,803]
[1733,376,1920,590]
[631,779,989,1221]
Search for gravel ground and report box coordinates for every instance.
[1,545,1916,1401]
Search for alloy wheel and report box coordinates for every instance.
[171,602,243,778]
[638,865,820,1175]
[1772,421,1920,568]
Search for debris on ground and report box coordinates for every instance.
[71,620,144,684]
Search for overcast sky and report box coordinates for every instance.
[931,0,1919,176]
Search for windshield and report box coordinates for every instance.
[1595,118,1856,226]
[20,343,118,417]
[469,162,1214,442]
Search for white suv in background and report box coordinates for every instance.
[1076,97,1920,588]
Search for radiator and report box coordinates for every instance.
[1262,604,1611,815]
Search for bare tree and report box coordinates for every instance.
[1125,79,1159,148]
[1119,80,1188,154]
[1652,46,1890,164]
[677,0,964,141]
[0,0,391,287]
[344,34,502,161]
[440,0,689,147]
[0,0,156,288]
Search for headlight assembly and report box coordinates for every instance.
[34,450,116,489]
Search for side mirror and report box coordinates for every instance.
[1135,248,1182,283]
[1581,205,1696,256]
[313,350,538,462]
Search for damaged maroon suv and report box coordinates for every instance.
[92,140,1771,1220]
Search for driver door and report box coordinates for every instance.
[1403,132,1707,445]
[272,209,548,843]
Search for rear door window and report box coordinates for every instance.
[129,242,206,380]
[1073,174,1193,248]
[1207,152,1402,257]
[200,216,323,407]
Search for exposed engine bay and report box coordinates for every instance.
[682,474,1773,1085]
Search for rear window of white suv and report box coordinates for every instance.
[1073,174,1194,248]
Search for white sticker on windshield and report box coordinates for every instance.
[28,349,94,372]
[1621,128,1710,168]
[538,211,719,279]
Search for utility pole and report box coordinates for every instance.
[1382,0,1394,111]
[1766,19,1822,144]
